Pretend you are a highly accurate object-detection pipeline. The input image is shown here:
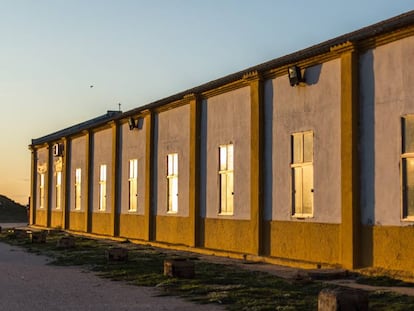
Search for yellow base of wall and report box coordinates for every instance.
[91,213,112,236]
[268,221,340,266]
[35,210,48,227]
[50,211,63,228]
[69,211,86,232]
[119,214,146,239]
[361,225,414,272]
[203,218,257,254]
[155,215,192,246]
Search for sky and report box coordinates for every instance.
[0,0,413,204]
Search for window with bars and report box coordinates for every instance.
[401,116,414,220]
[56,171,62,209]
[129,159,138,212]
[219,144,234,215]
[99,164,107,211]
[39,173,45,209]
[167,153,178,213]
[75,168,81,210]
[291,131,314,217]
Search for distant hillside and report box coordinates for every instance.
[0,195,27,222]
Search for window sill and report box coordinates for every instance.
[401,217,414,222]
[291,214,313,220]
[167,211,178,215]
[218,212,234,216]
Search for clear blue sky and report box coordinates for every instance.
[0,0,412,204]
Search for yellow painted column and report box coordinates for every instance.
[62,138,70,229]
[29,146,37,225]
[143,110,154,241]
[187,93,201,247]
[244,71,264,255]
[85,130,93,233]
[46,143,53,228]
[333,42,360,269]
[110,121,120,237]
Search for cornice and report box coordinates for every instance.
[201,80,246,99]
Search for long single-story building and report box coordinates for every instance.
[29,11,414,276]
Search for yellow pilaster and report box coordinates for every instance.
[85,130,92,233]
[62,138,69,229]
[46,143,53,227]
[333,42,360,269]
[244,71,264,255]
[29,146,37,225]
[110,121,120,237]
[144,111,154,241]
[186,93,201,247]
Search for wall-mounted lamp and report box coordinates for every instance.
[288,65,304,86]
[128,117,144,130]
[128,117,137,130]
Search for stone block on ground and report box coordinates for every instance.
[30,231,47,243]
[106,247,128,262]
[164,258,195,279]
[318,288,368,311]
[57,236,76,249]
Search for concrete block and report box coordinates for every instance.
[30,231,47,243]
[57,236,76,249]
[106,247,128,262]
[164,258,195,278]
[318,288,368,311]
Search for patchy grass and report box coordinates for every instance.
[2,231,414,310]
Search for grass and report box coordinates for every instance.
[2,231,414,310]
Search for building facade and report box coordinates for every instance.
[29,11,414,276]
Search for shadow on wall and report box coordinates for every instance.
[303,64,322,85]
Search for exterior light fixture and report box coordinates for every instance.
[288,65,304,86]
[128,117,137,130]
[128,117,144,130]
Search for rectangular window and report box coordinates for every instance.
[291,131,314,217]
[167,153,178,213]
[219,144,234,215]
[56,171,62,209]
[75,168,81,210]
[129,159,138,212]
[39,173,45,209]
[402,116,414,219]
[99,164,107,211]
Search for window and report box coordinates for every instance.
[75,168,81,210]
[56,171,62,209]
[129,159,138,212]
[219,144,234,215]
[39,173,45,209]
[291,131,314,217]
[99,165,107,211]
[167,153,178,213]
[402,116,414,219]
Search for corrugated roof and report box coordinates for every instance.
[31,10,414,146]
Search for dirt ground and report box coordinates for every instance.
[0,242,224,311]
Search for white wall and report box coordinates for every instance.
[119,120,147,215]
[269,60,342,223]
[360,36,414,226]
[154,105,190,217]
[200,86,251,220]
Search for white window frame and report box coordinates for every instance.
[56,171,62,209]
[291,131,314,218]
[99,164,107,211]
[218,144,234,215]
[75,168,81,210]
[401,116,414,221]
[167,153,178,213]
[39,173,45,209]
[128,159,138,212]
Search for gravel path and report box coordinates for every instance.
[0,242,224,311]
